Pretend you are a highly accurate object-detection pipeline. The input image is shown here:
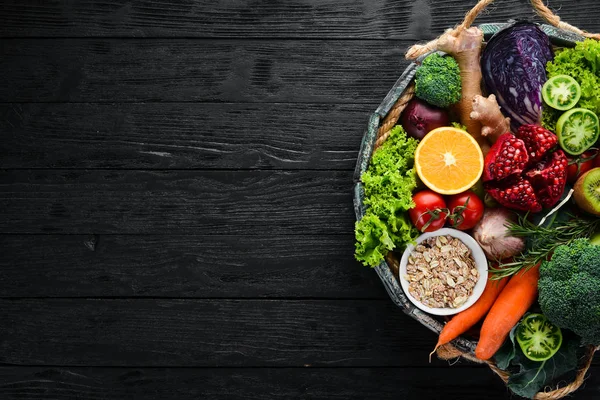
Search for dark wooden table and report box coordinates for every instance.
[1,1,599,398]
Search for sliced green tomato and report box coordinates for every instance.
[542,75,581,111]
[557,108,600,156]
[516,313,563,362]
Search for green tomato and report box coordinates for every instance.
[557,108,599,156]
[542,75,581,111]
[516,313,563,362]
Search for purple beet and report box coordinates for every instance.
[400,98,450,140]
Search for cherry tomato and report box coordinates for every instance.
[447,191,484,230]
[408,190,448,232]
[567,150,596,184]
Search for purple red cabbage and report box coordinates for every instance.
[481,22,554,132]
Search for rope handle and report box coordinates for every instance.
[406,0,600,60]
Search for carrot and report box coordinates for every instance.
[430,276,509,360]
[475,264,540,360]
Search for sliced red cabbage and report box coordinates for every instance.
[481,22,554,132]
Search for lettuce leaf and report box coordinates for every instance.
[355,126,419,267]
[354,214,396,268]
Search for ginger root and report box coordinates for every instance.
[470,94,511,144]
[436,27,490,155]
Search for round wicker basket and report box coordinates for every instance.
[353,1,599,399]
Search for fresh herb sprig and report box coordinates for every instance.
[490,213,600,280]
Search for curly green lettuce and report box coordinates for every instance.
[542,39,600,132]
[451,122,468,131]
[355,125,419,267]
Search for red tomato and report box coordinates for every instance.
[567,151,596,184]
[408,190,448,233]
[447,191,484,230]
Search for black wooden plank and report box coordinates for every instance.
[0,103,367,170]
[4,0,599,40]
[0,299,456,367]
[0,170,353,235]
[0,39,412,103]
[0,234,384,298]
[0,366,542,400]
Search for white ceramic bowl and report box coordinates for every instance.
[399,228,488,316]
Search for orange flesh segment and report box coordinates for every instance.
[415,127,484,195]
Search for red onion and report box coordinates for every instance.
[400,98,450,140]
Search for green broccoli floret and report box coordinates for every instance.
[414,53,462,108]
[538,239,600,345]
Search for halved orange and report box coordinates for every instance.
[415,127,484,195]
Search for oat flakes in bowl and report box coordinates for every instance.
[399,228,488,316]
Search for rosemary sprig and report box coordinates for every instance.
[489,213,600,280]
